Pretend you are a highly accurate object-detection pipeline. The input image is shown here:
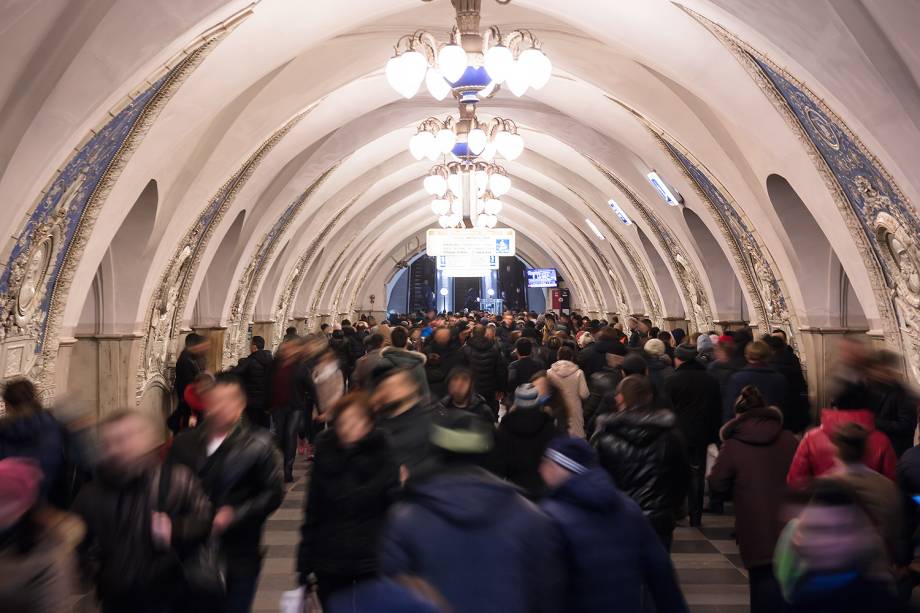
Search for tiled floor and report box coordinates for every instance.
[254,458,750,612]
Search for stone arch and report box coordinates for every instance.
[682,207,746,323]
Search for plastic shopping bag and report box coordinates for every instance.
[280,586,322,613]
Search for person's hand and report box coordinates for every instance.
[151,512,172,550]
[212,506,235,536]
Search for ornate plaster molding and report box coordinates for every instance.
[679,4,920,378]
[586,157,715,332]
[222,165,338,367]
[0,15,249,400]
[137,105,316,396]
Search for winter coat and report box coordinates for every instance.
[343,326,366,366]
[662,360,722,450]
[269,357,317,415]
[646,355,674,404]
[0,410,63,498]
[583,355,624,438]
[768,347,811,432]
[787,409,897,490]
[493,407,556,498]
[707,359,736,394]
[825,466,903,561]
[425,359,449,400]
[72,462,212,602]
[576,338,625,379]
[352,348,383,390]
[593,407,689,523]
[506,356,544,396]
[378,347,430,398]
[722,363,787,423]
[169,421,283,573]
[541,468,688,613]
[377,404,434,476]
[380,467,564,613]
[547,360,590,438]
[707,407,799,568]
[434,393,495,425]
[174,349,204,410]
[896,446,920,565]
[869,380,918,457]
[460,336,507,400]
[313,361,345,416]
[0,508,84,613]
[233,349,274,410]
[298,428,398,579]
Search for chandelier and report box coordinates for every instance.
[425,161,508,229]
[409,107,524,162]
[385,1,552,101]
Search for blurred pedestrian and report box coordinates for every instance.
[370,366,434,478]
[867,349,918,458]
[722,340,786,423]
[169,373,283,613]
[297,392,399,606]
[74,410,213,612]
[351,333,385,391]
[232,335,274,429]
[593,375,689,550]
[708,386,799,612]
[270,338,316,482]
[493,383,556,499]
[539,437,688,613]
[547,346,589,438]
[380,412,564,613]
[170,333,210,432]
[434,367,494,424]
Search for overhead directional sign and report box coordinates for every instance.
[427,228,516,257]
[436,254,499,270]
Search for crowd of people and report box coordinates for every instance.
[1,308,920,612]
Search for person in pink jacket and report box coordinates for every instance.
[547,347,590,438]
[787,384,897,489]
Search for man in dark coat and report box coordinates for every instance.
[663,343,722,526]
[370,365,434,478]
[708,390,798,612]
[269,338,317,482]
[380,412,564,613]
[233,335,274,429]
[169,373,284,613]
[506,337,544,397]
[540,437,688,613]
[460,324,507,416]
[434,367,495,424]
[377,326,430,399]
[763,334,811,433]
[577,326,625,379]
[169,333,209,432]
[493,383,557,499]
[868,349,918,457]
[593,375,689,550]
[722,340,787,423]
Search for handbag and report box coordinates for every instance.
[158,460,226,600]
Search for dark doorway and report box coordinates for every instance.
[498,257,528,311]
[454,276,481,312]
[408,256,436,313]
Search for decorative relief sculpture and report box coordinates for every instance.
[680,5,920,380]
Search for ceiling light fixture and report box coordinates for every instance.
[608,198,631,225]
[647,171,683,206]
[586,218,605,240]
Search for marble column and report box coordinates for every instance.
[193,327,226,373]
[713,320,750,334]
[66,333,143,418]
[252,321,274,344]
[796,326,871,412]
[660,317,690,332]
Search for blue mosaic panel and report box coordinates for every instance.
[665,141,787,314]
[0,68,177,350]
[749,52,920,285]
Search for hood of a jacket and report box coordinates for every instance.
[550,467,621,512]
[503,407,552,436]
[819,408,877,436]
[602,407,676,447]
[409,469,519,526]
[466,335,495,352]
[549,359,580,379]
[647,357,671,372]
[720,406,785,444]
[595,338,626,356]
[0,410,57,443]
[381,347,427,367]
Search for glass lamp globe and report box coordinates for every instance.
[506,60,530,97]
[438,215,452,228]
[495,131,523,160]
[447,172,463,197]
[484,197,502,215]
[435,128,456,154]
[424,174,447,196]
[389,51,428,98]
[425,67,451,101]
[474,170,489,191]
[410,131,435,160]
[519,48,552,90]
[439,287,449,296]
[489,173,511,197]
[481,141,497,162]
[438,44,468,82]
[468,128,488,155]
[484,44,514,84]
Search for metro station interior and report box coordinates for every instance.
[2,1,920,611]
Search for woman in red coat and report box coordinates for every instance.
[786,384,896,490]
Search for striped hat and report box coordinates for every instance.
[544,436,598,474]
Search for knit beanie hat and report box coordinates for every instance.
[697,334,714,352]
[675,343,698,363]
[0,458,42,518]
[644,338,666,357]
[514,383,540,409]
[544,437,598,474]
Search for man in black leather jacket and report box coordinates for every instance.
[170,372,284,613]
[233,335,274,429]
[591,375,689,551]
